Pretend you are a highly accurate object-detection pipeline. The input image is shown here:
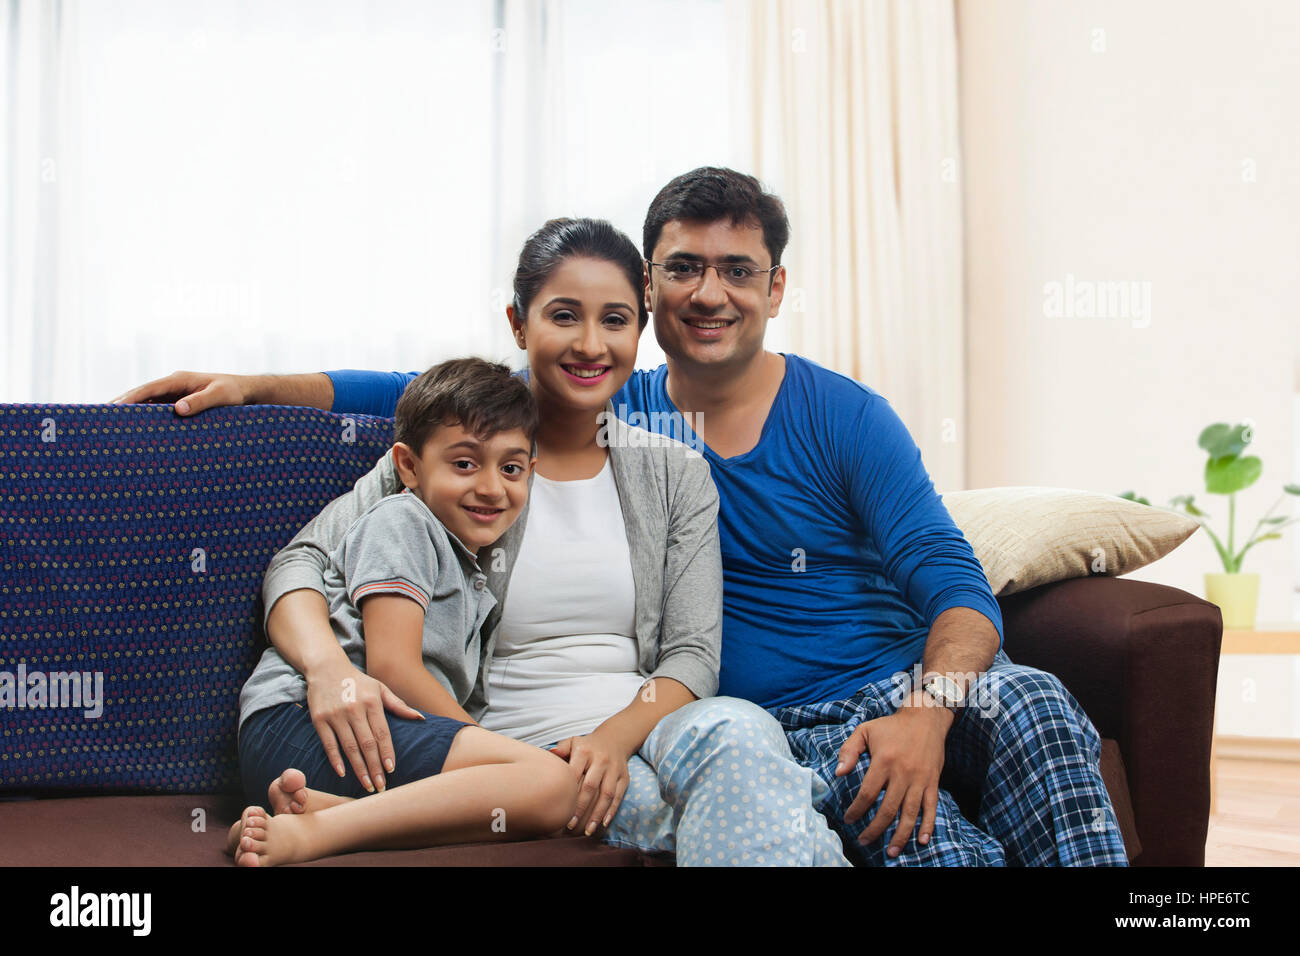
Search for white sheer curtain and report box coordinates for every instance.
[738,0,967,491]
[2,0,84,403]
[2,0,752,403]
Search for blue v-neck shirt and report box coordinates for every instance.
[327,354,1002,710]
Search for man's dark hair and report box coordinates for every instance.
[394,357,538,456]
[642,167,791,266]
[513,217,648,329]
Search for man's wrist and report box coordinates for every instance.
[901,688,957,728]
[239,374,268,405]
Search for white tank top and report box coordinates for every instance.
[479,457,646,747]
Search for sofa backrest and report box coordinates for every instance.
[0,403,393,794]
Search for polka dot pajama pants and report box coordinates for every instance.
[601,696,852,866]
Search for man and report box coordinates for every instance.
[116,167,1127,865]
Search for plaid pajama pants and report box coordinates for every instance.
[776,649,1130,866]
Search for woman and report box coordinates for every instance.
[233,218,847,865]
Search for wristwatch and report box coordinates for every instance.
[920,674,965,712]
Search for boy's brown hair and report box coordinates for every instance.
[393,358,538,456]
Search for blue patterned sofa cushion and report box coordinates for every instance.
[0,404,394,793]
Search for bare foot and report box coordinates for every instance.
[225,769,309,856]
[225,805,268,858]
[269,769,353,816]
[266,768,310,816]
[225,770,358,858]
[232,807,321,867]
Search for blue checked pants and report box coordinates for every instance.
[776,649,1130,866]
[600,696,852,866]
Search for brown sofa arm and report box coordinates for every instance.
[996,576,1223,866]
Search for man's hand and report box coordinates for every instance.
[110,370,252,416]
[304,659,423,793]
[836,693,953,858]
[550,728,634,836]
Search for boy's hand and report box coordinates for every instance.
[550,729,633,837]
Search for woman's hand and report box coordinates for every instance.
[304,658,423,793]
[549,728,634,836]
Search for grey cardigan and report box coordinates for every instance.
[260,404,723,719]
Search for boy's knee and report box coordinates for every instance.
[529,751,580,834]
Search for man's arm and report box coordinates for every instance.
[917,605,1000,702]
[111,368,424,417]
[834,390,1003,857]
[111,370,334,415]
[839,392,1004,652]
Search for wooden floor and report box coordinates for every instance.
[1205,756,1300,865]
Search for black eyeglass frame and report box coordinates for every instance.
[646,258,781,295]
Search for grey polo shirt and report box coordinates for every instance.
[238,488,495,730]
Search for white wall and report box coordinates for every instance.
[957,0,1300,624]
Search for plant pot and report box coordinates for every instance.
[1204,572,1260,629]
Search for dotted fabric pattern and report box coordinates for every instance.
[0,404,394,794]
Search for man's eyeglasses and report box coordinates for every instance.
[647,258,780,292]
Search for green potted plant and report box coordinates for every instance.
[1122,421,1300,628]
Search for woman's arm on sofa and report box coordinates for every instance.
[262,450,419,790]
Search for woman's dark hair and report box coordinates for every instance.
[642,167,790,266]
[512,217,648,330]
[394,357,538,456]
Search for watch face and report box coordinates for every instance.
[925,676,963,707]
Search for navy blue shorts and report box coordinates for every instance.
[238,701,471,806]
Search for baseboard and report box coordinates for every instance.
[1213,735,1300,762]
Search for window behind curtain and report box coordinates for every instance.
[4,0,755,402]
[75,0,498,392]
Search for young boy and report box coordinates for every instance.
[227,357,576,866]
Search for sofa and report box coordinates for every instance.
[0,403,1222,866]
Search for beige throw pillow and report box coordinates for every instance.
[939,487,1200,596]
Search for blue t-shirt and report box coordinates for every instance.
[326,355,1003,710]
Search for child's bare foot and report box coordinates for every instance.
[225,804,268,858]
[232,807,321,867]
[224,769,311,856]
[266,768,310,816]
[225,769,358,859]
[268,769,353,816]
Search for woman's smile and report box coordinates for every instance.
[560,362,612,385]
